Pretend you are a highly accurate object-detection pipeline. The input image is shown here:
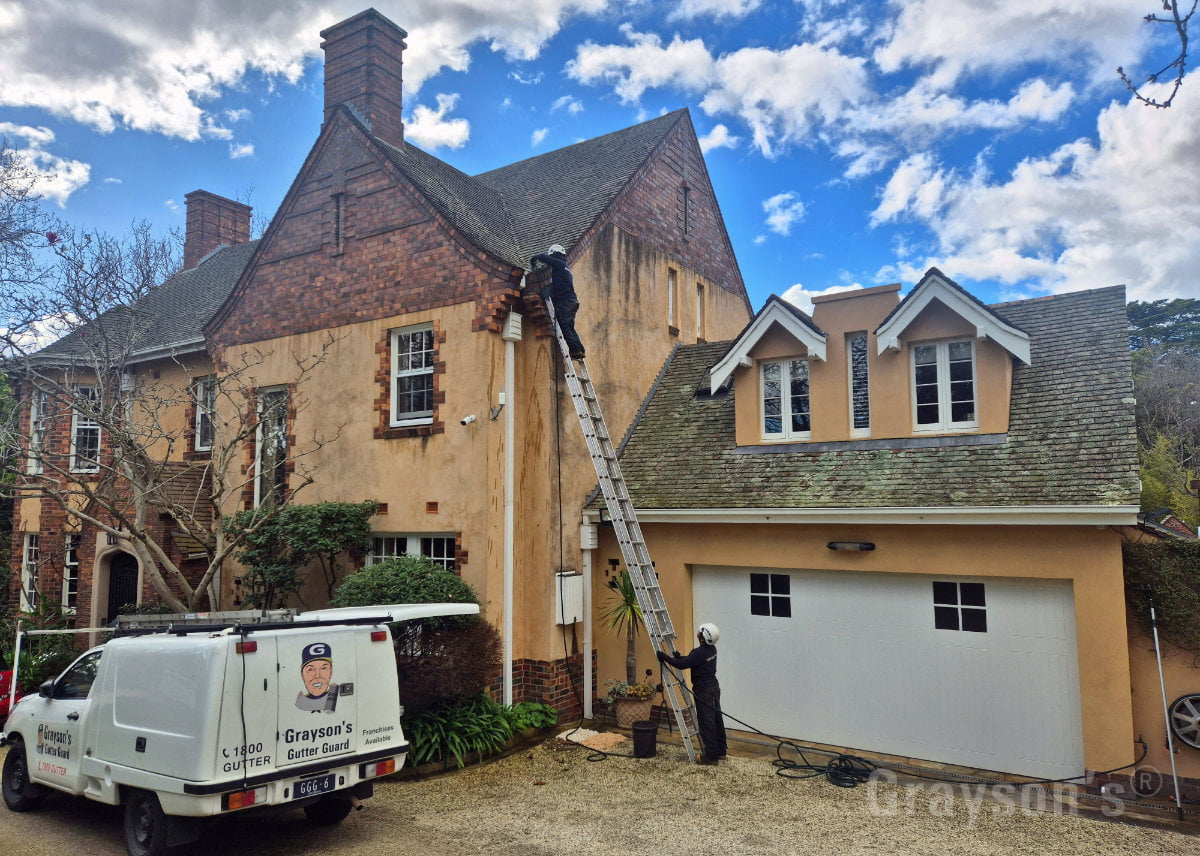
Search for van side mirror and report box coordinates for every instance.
[38,679,55,698]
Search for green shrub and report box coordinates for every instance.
[503,701,559,731]
[1125,540,1200,659]
[403,694,515,768]
[331,556,477,626]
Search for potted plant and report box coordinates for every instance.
[601,568,658,726]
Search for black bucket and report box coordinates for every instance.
[632,720,658,758]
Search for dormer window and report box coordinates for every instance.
[762,358,811,440]
[913,339,976,432]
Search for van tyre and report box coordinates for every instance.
[125,790,169,856]
[2,740,46,811]
[303,796,353,826]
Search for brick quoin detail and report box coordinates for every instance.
[239,384,299,510]
[373,321,446,440]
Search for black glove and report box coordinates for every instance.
[655,650,667,662]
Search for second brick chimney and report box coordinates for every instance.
[183,190,252,269]
[321,9,407,147]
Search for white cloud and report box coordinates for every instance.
[779,283,863,315]
[762,192,806,236]
[510,71,545,85]
[669,0,762,21]
[567,27,716,103]
[0,123,90,205]
[698,123,739,152]
[0,1,609,142]
[551,95,584,114]
[164,199,180,214]
[867,75,1200,300]
[225,108,251,123]
[405,94,471,150]
[228,142,255,159]
[531,127,549,146]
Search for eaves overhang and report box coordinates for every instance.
[710,296,826,393]
[601,506,1140,526]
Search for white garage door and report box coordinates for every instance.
[692,566,1084,779]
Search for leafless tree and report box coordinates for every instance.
[1119,0,1195,108]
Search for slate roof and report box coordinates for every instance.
[613,286,1140,510]
[35,241,259,362]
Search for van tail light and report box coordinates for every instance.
[236,640,258,654]
[359,758,396,778]
[222,786,266,811]
[370,630,387,642]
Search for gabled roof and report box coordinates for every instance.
[34,241,258,364]
[611,285,1138,516]
[709,295,826,392]
[875,268,1031,364]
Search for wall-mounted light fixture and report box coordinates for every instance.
[827,541,876,552]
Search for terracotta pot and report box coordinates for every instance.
[613,697,653,727]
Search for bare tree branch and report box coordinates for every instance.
[1119,0,1195,108]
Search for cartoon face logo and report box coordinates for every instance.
[295,642,339,713]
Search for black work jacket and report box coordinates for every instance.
[663,643,718,689]
[530,253,577,303]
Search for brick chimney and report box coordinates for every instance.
[320,9,407,147]
[183,190,251,269]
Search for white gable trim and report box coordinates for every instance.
[875,273,1031,364]
[710,299,827,393]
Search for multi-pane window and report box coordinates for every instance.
[255,388,288,508]
[695,283,706,341]
[70,386,101,473]
[27,389,48,474]
[933,581,987,632]
[194,377,217,452]
[750,573,791,618]
[667,268,678,329]
[391,324,434,425]
[848,332,870,436]
[912,340,976,431]
[63,534,81,612]
[20,534,39,611]
[762,359,811,440]
[369,534,457,572]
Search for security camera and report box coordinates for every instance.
[460,414,477,425]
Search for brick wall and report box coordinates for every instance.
[184,191,251,269]
[320,9,407,148]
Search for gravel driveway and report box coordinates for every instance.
[3,737,1199,856]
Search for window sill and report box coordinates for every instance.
[376,423,442,440]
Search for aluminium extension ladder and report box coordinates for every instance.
[544,295,703,763]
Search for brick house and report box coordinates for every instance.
[7,8,751,715]
[591,271,1149,780]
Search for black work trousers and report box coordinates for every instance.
[694,682,727,761]
[552,294,585,356]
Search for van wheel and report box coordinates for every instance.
[303,796,353,826]
[2,740,46,811]
[124,790,169,856]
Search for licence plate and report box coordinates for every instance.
[293,773,335,800]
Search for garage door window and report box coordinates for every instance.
[750,573,791,617]
[933,581,987,632]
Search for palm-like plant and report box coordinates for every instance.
[601,569,644,684]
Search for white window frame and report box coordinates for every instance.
[63,533,81,613]
[847,332,870,438]
[761,358,811,441]
[911,339,978,433]
[695,283,706,341]
[27,389,48,474]
[254,387,289,508]
[667,268,678,330]
[70,386,101,473]
[368,533,457,572]
[194,376,217,452]
[390,323,435,426]
[20,534,39,612]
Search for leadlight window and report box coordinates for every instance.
[848,332,870,436]
[63,534,81,612]
[933,581,987,632]
[750,573,791,618]
[913,340,976,431]
[194,377,217,452]
[21,534,39,611]
[28,389,48,474]
[70,386,101,473]
[391,324,434,425]
[254,387,288,508]
[369,534,457,572]
[762,359,810,440]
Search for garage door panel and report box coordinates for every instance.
[693,566,1083,779]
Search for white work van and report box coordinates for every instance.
[1,602,478,856]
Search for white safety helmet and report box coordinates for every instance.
[547,243,567,256]
[697,623,719,644]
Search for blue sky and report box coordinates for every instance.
[2,0,1197,314]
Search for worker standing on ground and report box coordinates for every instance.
[530,244,586,360]
[658,623,727,765]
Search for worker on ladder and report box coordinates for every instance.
[658,623,727,765]
[531,244,586,360]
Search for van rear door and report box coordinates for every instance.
[275,628,358,769]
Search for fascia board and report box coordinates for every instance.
[624,506,1139,526]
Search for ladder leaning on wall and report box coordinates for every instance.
[544,294,703,764]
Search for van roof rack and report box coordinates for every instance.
[112,603,481,636]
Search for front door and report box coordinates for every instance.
[106,552,140,623]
